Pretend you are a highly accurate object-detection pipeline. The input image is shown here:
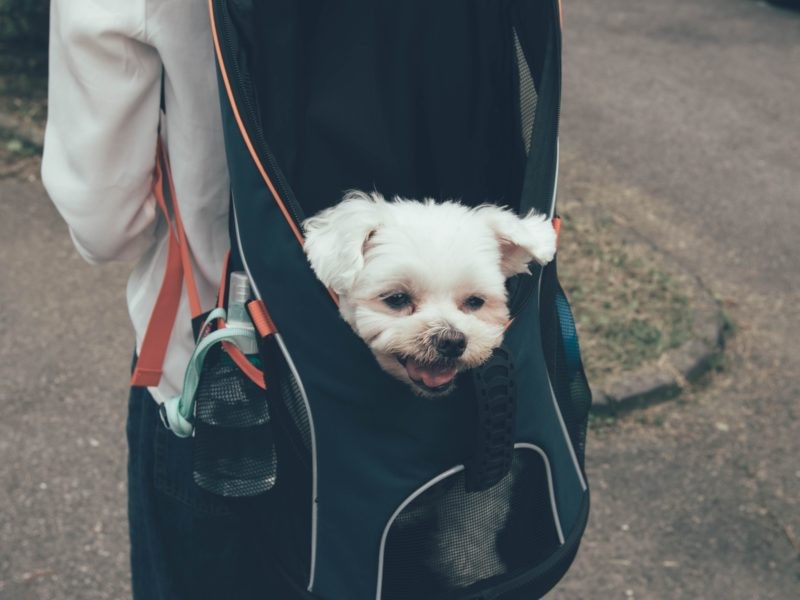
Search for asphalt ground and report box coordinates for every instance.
[551,0,800,598]
[1,0,798,598]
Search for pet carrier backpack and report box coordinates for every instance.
[137,0,592,598]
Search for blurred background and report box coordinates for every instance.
[1,0,798,598]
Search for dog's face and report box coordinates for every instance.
[303,191,556,396]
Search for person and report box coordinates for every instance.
[42,1,273,597]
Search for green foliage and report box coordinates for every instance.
[0,0,49,49]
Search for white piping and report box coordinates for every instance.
[536,149,588,492]
[232,200,320,590]
[547,370,587,491]
[274,334,320,590]
[515,443,565,544]
[549,140,559,219]
[374,443,563,599]
[375,465,465,600]
[535,265,586,492]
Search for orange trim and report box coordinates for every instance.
[552,216,562,247]
[247,299,277,338]
[213,250,227,338]
[130,367,165,386]
[558,0,563,29]
[212,251,266,389]
[223,341,267,389]
[208,0,339,306]
[208,0,303,246]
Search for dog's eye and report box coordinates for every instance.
[383,292,412,310]
[464,296,485,310]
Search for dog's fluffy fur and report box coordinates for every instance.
[303,191,556,586]
[303,190,556,397]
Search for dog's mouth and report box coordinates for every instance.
[397,356,458,394]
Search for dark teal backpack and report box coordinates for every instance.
[162,1,592,598]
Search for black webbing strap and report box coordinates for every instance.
[465,346,517,493]
[191,310,213,341]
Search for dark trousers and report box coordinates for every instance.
[126,385,277,599]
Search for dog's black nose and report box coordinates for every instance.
[434,331,467,358]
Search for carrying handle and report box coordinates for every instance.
[465,346,517,493]
[160,308,257,437]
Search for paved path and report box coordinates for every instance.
[551,1,799,598]
[0,178,132,599]
[0,0,798,598]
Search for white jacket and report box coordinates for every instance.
[42,0,230,403]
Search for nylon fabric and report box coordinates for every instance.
[210,0,588,598]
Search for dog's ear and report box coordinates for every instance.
[303,190,386,294]
[478,205,557,277]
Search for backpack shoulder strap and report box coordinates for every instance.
[131,136,202,387]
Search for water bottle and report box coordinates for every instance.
[193,271,277,497]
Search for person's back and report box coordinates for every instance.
[42,1,273,597]
[43,0,228,404]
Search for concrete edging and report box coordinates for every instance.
[590,279,729,413]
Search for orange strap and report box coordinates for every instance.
[160,140,202,317]
[131,138,202,387]
[213,252,267,390]
[223,341,267,390]
[247,300,278,338]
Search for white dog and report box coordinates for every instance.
[303,190,556,397]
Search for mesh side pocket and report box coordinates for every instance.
[540,264,592,469]
[193,349,276,497]
[513,26,537,155]
[194,350,270,427]
[380,448,560,600]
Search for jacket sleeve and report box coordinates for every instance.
[41,0,163,264]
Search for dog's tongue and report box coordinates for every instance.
[405,359,457,389]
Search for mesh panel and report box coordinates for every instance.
[195,353,269,427]
[381,449,559,600]
[193,423,277,497]
[192,351,277,497]
[513,27,537,155]
[556,289,592,465]
[540,265,592,469]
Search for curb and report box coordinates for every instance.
[590,276,730,414]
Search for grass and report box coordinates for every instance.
[558,207,694,383]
